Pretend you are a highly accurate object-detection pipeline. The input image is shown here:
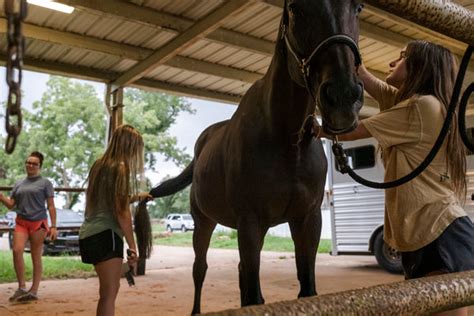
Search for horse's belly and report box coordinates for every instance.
[193,146,237,226]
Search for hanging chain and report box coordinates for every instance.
[4,0,27,154]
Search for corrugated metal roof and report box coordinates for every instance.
[0,0,471,115]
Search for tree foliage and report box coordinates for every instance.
[0,77,194,215]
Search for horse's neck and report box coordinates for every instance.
[260,41,315,136]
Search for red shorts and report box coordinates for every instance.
[15,217,49,235]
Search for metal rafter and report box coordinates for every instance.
[0,18,262,83]
[55,0,274,55]
[110,0,255,89]
[0,54,242,104]
[0,53,380,118]
[53,0,473,77]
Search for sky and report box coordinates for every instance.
[0,68,237,187]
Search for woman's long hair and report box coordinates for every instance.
[85,124,144,218]
[396,40,466,201]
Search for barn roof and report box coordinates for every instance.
[0,0,472,117]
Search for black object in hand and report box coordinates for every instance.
[125,249,135,287]
[125,269,135,287]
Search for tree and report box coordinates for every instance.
[0,77,194,212]
[123,88,194,169]
[123,89,195,217]
[0,77,107,209]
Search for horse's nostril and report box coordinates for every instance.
[325,85,332,100]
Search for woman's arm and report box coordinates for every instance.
[47,197,57,240]
[0,193,15,209]
[116,201,138,270]
[358,64,385,99]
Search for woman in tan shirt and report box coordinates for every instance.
[315,40,474,316]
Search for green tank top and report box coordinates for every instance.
[80,163,127,239]
[79,210,124,239]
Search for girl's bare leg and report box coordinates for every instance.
[94,258,123,316]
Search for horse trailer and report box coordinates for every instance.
[324,133,474,273]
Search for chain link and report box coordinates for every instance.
[4,0,27,154]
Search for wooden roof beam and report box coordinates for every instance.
[110,0,256,89]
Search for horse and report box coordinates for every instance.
[150,1,363,313]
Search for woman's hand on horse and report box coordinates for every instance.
[130,192,154,203]
[312,123,329,139]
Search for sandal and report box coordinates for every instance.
[16,292,38,303]
[9,288,28,302]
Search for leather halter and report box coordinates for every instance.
[282,25,362,78]
[281,24,362,103]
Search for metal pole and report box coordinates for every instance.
[365,0,474,45]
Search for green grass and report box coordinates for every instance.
[0,251,95,284]
[0,225,331,284]
[153,226,332,253]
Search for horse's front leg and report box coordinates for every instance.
[289,208,322,297]
[191,206,217,315]
[237,216,267,306]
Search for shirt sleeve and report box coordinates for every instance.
[361,102,422,149]
[10,180,20,199]
[45,180,54,198]
[367,79,399,112]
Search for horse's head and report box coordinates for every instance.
[282,0,364,135]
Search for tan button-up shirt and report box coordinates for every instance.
[361,81,465,252]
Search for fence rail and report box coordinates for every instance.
[205,271,474,315]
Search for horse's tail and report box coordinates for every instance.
[134,200,152,260]
[149,159,194,197]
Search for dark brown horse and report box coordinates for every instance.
[150,1,363,314]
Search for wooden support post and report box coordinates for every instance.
[105,84,124,142]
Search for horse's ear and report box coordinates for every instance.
[279,0,288,39]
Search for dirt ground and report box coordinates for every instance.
[0,238,406,316]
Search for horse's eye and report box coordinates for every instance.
[356,3,364,16]
[288,3,301,16]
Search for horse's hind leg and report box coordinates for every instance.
[289,209,322,297]
[237,216,267,306]
[191,207,216,315]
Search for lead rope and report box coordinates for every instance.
[332,45,474,189]
[458,80,474,152]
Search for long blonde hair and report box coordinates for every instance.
[85,124,144,218]
[396,40,466,201]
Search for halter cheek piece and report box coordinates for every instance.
[282,25,362,78]
[281,24,362,103]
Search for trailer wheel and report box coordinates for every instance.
[374,230,403,274]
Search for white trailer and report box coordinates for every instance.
[324,134,474,273]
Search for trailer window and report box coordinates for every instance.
[338,145,376,170]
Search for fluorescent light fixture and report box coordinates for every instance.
[27,0,75,14]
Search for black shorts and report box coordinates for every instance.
[79,229,123,265]
[401,216,474,279]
